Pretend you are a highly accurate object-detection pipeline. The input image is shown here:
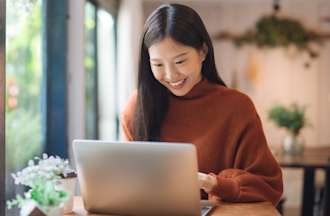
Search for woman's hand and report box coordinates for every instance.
[198,172,217,193]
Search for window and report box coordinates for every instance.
[85,1,98,139]
[5,0,43,204]
[0,0,6,214]
[5,2,68,213]
[85,1,117,140]
[97,9,117,140]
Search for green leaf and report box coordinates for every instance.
[268,104,307,136]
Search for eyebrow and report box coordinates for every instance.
[150,52,189,61]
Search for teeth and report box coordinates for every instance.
[169,79,185,86]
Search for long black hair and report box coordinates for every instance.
[133,3,226,141]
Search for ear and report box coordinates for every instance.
[199,43,208,62]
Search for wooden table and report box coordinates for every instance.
[65,197,280,216]
[275,146,330,216]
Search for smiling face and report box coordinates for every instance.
[148,37,207,96]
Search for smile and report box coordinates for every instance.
[168,78,187,89]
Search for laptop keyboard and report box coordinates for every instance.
[201,206,214,216]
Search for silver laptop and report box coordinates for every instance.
[73,140,215,216]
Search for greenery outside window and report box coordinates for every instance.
[5,0,43,203]
[85,1,98,139]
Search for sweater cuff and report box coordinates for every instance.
[209,173,240,202]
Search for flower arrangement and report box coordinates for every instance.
[7,154,77,215]
[7,181,68,214]
[12,154,76,188]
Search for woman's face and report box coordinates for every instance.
[148,37,207,96]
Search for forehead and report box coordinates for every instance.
[148,37,193,59]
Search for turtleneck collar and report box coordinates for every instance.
[170,78,218,100]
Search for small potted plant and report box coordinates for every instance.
[7,180,68,216]
[268,104,308,155]
[9,154,77,214]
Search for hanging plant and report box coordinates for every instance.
[213,15,330,66]
[235,15,323,58]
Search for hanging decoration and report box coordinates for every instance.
[212,0,330,67]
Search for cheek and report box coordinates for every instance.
[192,59,203,75]
[151,69,165,81]
[183,62,202,76]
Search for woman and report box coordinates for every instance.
[121,3,283,206]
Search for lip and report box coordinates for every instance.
[168,78,187,90]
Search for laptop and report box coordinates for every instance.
[73,140,215,216]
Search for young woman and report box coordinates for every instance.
[121,3,283,206]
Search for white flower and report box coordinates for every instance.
[28,160,34,166]
[11,154,76,187]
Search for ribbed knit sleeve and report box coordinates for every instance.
[121,91,137,141]
[209,114,283,206]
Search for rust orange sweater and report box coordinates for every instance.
[121,78,283,206]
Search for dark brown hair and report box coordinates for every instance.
[133,4,226,141]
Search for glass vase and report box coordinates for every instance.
[282,133,305,155]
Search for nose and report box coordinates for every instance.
[164,64,180,82]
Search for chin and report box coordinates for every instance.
[169,88,191,97]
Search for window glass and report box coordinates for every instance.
[84,1,98,139]
[5,0,43,203]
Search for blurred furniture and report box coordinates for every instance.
[276,146,330,216]
[65,196,281,216]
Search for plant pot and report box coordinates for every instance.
[57,177,77,214]
[282,133,305,155]
[46,206,64,216]
[20,201,64,216]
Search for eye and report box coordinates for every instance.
[175,59,186,65]
[152,63,163,67]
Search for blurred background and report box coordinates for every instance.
[3,0,330,215]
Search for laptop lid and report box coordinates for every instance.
[73,140,201,216]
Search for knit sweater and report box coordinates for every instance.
[121,78,283,206]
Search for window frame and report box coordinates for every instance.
[43,0,68,158]
[0,0,5,213]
